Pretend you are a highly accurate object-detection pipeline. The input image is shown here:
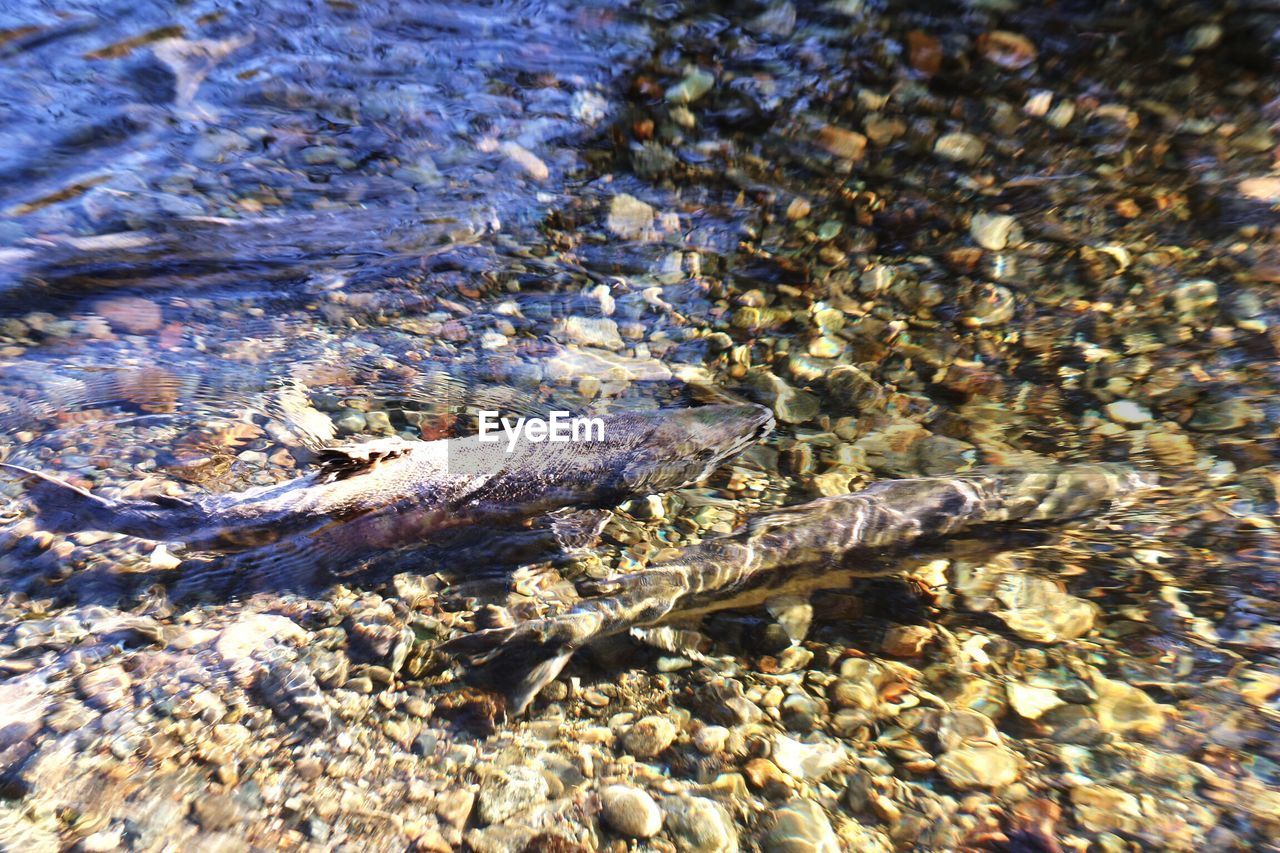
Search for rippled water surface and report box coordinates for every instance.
[0,0,1278,850]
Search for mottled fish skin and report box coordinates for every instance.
[1,404,774,554]
[448,463,1158,714]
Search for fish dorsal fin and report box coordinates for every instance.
[315,436,414,482]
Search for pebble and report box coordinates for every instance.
[815,125,867,161]
[763,799,840,853]
[554,316,623,349]
[937,709,999,752]
[826,365,887,412]
[599,784,663,838]
[934,132,985,164]
[76,665,132,711]
[936,743,1022,789]
[976,30,1038,70]
[879,624,932,657]
[1104,400,1153,425]
[295,757,324,781]
[607,194,656,240]
[1239,177,1280,204]
[92,296,163,335]
[665,68,715,104]
[1070,785,1143,834]
[1091,676,1167,735]
[993,573,1097,643]
[435,789,474,829]
[1046,101,1075,128]
[499,141,549,181]
[332,409,367,434]
[663,796,737,853]
[969,212,1020,251]
[693,725,729,755]
[190,794,240,831]
[786,197,811,220]
[1170,279,1218,321]
[771,735,844,781]
[215,615,306,669]
[1188,399,1257,432]
[81,828,123,852]
[1007,682,1064,720]
[622,715,677,758]
[477,766,548,824]
[748,369,820,424]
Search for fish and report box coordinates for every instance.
[1,404,775,559]
[446,463,1158,714]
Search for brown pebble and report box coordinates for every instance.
[296,757,324,781]
[93,296,163,334]
[907,30,942,76]
[880,625,933,657]
[816,125,867,161]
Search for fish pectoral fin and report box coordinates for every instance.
[315,436,414,482]
[629,624,712,658]
[443,623,577,716]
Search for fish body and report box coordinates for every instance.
[448,463,1158,713]
[3,404,775,555]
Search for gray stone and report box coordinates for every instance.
[477,766,548,824]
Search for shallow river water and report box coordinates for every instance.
[0,1,1277,850]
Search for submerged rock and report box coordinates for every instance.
[600,784,663,838]
[936,743,1022,790]
[663,796,737,852]
[1091,676,1167,736]
[763,800,839,853]
[478,766,549,824]
[993,573,1098,643]
[607,194,656,240]
[622,715,678,758]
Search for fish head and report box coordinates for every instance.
[612,403,774,494]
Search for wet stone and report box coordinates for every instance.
[934,132,985,164]
[607,194,656,240]
[772,734,844,780]
[936,743,1021,790]
[763,799,839,853]
[969,213,1020,251]
[663,795,737,853]
[93,296,163,335]
[993,573,1097,643]
[665,68,715,104]
[622,715,677,758]
[190,794,240,832]
[599,784,662,839]
[1007,682,1064,720]
[477,766,549,825]
[554,316,623,350]
[1104,400,1153,426]
[1091,676,1167,736]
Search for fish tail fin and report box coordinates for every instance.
[1,462,202,541]
[444,625,577,716]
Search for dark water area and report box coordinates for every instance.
[0,0,1278,850]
